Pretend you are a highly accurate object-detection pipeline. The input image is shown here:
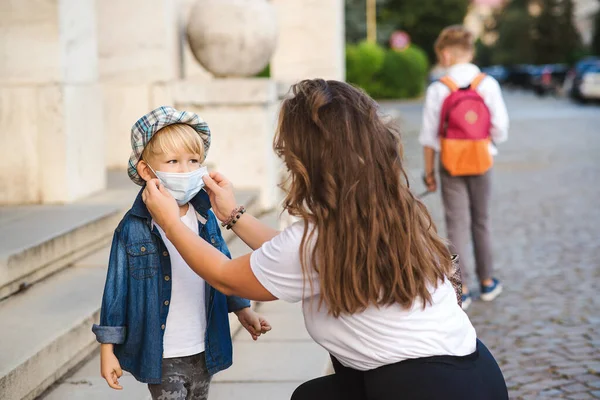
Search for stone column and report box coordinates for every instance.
[0,0,105,204]
[96,0,181,170]
[173,79,281,209]
[270,0,346,84]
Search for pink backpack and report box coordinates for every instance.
[438,73,493,176]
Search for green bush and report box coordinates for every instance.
[346,41,386,87]
[346,41,429,99]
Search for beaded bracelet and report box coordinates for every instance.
[221,205,246,230]
[225,208,246,230]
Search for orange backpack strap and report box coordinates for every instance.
[439,76,459,92]
[470,73,487,90]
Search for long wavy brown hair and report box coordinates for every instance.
[274,79,452,317]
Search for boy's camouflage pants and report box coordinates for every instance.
[148,352,211,400]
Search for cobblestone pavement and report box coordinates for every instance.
[383,92,600,400]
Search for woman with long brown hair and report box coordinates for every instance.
[142,79,508,399]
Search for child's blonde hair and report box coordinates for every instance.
[141,123,205,162]
[435,25,475,55]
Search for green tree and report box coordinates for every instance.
[345,0,470,60]
[592,0,600,56]
[486,0,583,65]
[380,0,470,62]
[532,0,563,64]
[532,0,581,64]
[488,1,535,65]
[475,39,494,67]
[345,0,395,46]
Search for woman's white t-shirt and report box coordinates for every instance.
[250,222,477,371]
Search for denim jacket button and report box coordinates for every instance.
[141,246,146,252]
[161,324,165,330]
[164,300,169,306]
[210,238,216,244]
[163,251,168,256]
[164,275,170,281]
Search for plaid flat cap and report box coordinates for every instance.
[127,106,211,186]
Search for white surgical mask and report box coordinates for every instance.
[148,165,209,206]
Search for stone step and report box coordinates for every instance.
[0,204,123,301]
[0,172,138,301]
[0,249,109,400]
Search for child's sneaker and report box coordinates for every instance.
[461,292,472,311]
[480,278,503,302]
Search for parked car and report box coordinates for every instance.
[504,65,538,89]
[530,64,569,96]
[482,65,509,84]
[564,57,600,101]
[577,63,600,101]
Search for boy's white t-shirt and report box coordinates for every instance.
[250,222,477,371]
[419,63,510,155]
[155,204,206,358]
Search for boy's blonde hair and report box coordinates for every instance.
[141,123,205,162]
[435,25,475,55]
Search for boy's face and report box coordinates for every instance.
[137,149,203,182]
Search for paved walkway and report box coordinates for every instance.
[384,91,600,399]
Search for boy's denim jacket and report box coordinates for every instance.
[92,188,250,384]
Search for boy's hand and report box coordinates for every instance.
[235,307,272,341]
[100,344,123,390]
[423,172,437,193]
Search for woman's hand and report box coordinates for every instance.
[142,179,180,231]
[202,172,238,222]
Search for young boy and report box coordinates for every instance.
[419,26,509,310]
[92,106,271,399]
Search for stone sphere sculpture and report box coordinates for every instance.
[186,0,278,78]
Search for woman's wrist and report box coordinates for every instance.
[222,206,246,230]
[164,219,186,239]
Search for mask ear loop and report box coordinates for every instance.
[146,164,169,189]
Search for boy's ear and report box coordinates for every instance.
[137,160,155,182]
[439,49,452,67]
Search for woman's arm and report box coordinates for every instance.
[230,213,279,251]
[143,179,277,301]
[203,172,279,250]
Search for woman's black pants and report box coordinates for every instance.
[291,340,508,400]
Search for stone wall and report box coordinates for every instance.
[0,0,345,205]
[97,0,180,170]
[0,0,105,204]
[270,0,345,84]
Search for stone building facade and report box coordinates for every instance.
[0,0,345,206]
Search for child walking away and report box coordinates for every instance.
[420,26,509,311]
[92,107,271,399]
